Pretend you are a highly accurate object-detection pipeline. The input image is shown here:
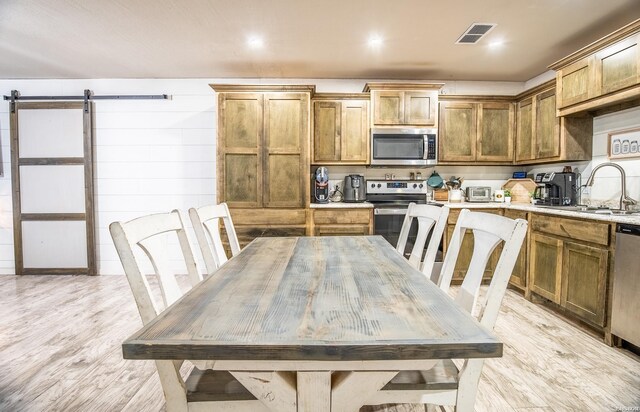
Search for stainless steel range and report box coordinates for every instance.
[367,179,439,259]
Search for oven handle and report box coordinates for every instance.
[374,208,408,215]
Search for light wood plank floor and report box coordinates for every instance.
[0,275,638,411]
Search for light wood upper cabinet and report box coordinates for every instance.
[477,102,514,162]
[439,98,514,163]
[516,97,534,162]
[213,85,312,209]
[514,81,593,165]
[535,89,560,159]
[550,20,640,116]
[364,83,442,127]
[312,95,369,164]
[372,90,437,126]
[439,101,476,162]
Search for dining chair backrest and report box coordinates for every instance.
[111,211,261,411]
[110,210,202,325]
[188,203,240,275]
[396,203,449,276]
[438,208,528,328]
[366,209,528,411]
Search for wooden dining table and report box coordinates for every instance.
[122,235,502,411]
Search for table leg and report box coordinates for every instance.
[331,371,399,411]
[231,371,296,412]
[297,371,331,412]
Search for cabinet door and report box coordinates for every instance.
[556,57,594,109]
[404,91,437,126]
[516,97,534,162]
[372,91,404,125]
[263,93,309,208]
[561,241,608,326]
[476,102,514,162]
[438,102,477,162]
[218,93,263,208]
[503,209,528,289]
[313,101,340,163]
[535,89,560,159]
[340,100,369,163]
[529,232,562,303]
[314,225,371,236]
[594,33,640,96]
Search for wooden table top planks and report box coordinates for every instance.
[122,236,501,362]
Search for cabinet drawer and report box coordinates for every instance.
[313,209,371,225]
[313,225,370,236]
[230,208,307,225]
[531,214,610,246]
[447,208,503,224]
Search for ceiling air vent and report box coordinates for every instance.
[456,23,497,44]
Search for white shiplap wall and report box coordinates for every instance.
[0,78,527,275]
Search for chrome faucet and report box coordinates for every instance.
[584,162,637,211]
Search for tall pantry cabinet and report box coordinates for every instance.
[211,84,314,248]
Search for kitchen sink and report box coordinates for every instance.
[536,205,640,215]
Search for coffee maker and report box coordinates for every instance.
[314,167,330,203]
[533,172,578,206]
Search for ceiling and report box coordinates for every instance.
[1,0,639,81]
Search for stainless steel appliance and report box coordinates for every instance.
[367,179,441,259]
[533,172,577,206]
[370,128,437,166]
[313,167,329,203]
[343,174,366,203]
[466,186,492,202]
[611,223,640,349]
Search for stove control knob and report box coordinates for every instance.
[413,183,417,188]
[419,184,424,188]
[371,183,375,188]
[377,183,382,188]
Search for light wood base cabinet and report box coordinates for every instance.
[310,208,373,236]
[503,209,528,290]
[528,213,611,327]
[443,208,503,282]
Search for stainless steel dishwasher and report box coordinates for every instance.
[611,223,640,348]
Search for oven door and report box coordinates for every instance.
[374,207,427,260]
[374,206,443,263]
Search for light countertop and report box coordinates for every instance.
[310,202,374,209]
[435,201,640,225]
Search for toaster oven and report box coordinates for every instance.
[466,186,492,202]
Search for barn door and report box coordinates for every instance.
[10,101,96,275]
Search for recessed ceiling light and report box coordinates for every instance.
[247,35,264,49]
[368,34,383,49]
[488,39,505,49]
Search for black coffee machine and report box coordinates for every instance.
[314,167,329,203]
[533,172,578,206]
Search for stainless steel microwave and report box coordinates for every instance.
[370,128,437,166]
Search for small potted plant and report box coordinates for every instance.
[503,189,512,203]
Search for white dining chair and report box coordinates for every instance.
[110,210,265,412]
[366,209,528,411]
[396,203,449,278]
[188,203,241,275]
